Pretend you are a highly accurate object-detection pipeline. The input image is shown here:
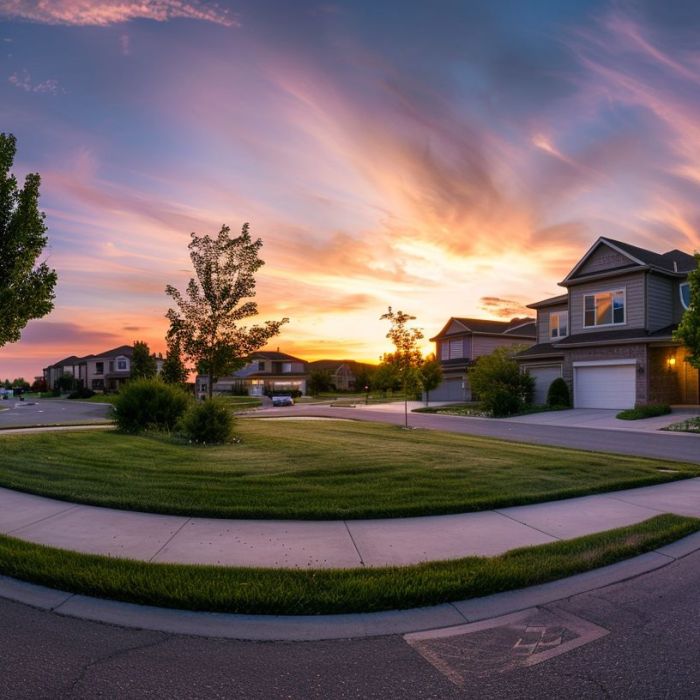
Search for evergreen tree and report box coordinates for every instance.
[161,337,188,385]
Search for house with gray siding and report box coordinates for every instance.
[517,237,699,408]
[429,317,536,401]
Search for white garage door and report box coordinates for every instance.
[574,363,636,409]
[528,365,562,405]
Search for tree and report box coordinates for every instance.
[161,336,189,385]
[11,377,30,391]
[31,377,47,393]
[166,223,288,399]
[380,307,424,428]
[308,369,334,396]
[352,365,374,392]
[420,354,443,405]
[674,254,700,368]
[372,358,401,396]
[469,346,534,417]
[0,133,57,347]
[131,340,158,379]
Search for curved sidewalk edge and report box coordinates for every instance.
[2,531,699,642]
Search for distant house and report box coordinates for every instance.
[43,345,163,392]
[307,360,375,391]
[195,351,309,397]
[428,317,536,401]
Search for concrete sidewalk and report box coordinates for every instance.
[3,478,700,569]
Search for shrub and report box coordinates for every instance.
[546,378,571,408]
[113,379,191,433]
[617,404,671,421]
[68,387,95,400]
[469,347,534,417]
[178,398,235,444]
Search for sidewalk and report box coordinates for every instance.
[2,478,700,569]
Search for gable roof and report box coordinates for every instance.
[430,316,536,341]
[527,293,568,310]
[308,359,375,373]
[249,351,306,363]
[562,236,697,285]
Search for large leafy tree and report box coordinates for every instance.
[420,354,443,405]
[0,133,57,346]
[674,254,700,368]
[131,340,158,379]
[380,307,424,428]
[166,223,288,399]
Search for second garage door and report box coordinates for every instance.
[574,363,636,409]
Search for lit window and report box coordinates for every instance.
[550,312,568,339]
[584,290,625,327]
[117,358,127,371]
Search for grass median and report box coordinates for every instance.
[0,514,696,615]
[0,419,698,519]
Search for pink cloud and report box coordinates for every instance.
[0,1,237,27]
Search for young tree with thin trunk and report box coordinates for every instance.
[0,133,57,347]
[166,223,288,399]
[380,307,424,428]
[674,254,700,368]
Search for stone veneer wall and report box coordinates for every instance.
[562,344,648,406]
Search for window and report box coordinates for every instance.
[440,342,449,361]
[584,290,625,327]
[109,361,114,372]
[117,358,127,371]
[258,361,265,371]
[680,282,691,310]
[95,362,104,375]
[449,338,463,359]
[282,362,292,373]
[549,312,568,339]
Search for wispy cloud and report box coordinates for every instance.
[0,1,237,27]
[8,70,63,94]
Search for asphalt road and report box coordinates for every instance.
[261,405,700,464]
[2,550,699,698]
[0,399,112,428]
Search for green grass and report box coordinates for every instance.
[0,420,697,519]
[217,396,263,410]
[0,515,695,615]
[617,404,672,421]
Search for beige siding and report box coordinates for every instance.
[472,335,533,358]
[569,272,645,335]
[647,273,674,331]
[575,243,632,276]
[536,303,569,343]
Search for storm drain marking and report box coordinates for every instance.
[405,606,609,687]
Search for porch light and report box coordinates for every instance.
[667,356,677,369]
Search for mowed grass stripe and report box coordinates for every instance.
[0,515,695,615]
[0,420,697,519]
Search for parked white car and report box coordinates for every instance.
[272,395,294,407]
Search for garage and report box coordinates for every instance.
[573,362,636,409]
[430,377,466,402]
[527,364,562,405]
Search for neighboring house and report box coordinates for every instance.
[429,317,536,401]
[516,237,699,408]
[307,360,375,391]
[43,345,163,392]
[195,351,309,397]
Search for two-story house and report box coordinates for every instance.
[307,360,375,391]
[44,345,163,392]
[429,317,536,401]
[195,351,309,397]
[517,237,699,408]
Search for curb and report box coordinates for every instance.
[2,531,699,642]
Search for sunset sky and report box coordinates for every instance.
[2,0,700,380]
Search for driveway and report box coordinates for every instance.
[0,399,112,428]
[504,407,698,432]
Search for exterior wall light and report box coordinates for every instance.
[667,356,677,369]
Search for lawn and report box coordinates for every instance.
[0,419,697,519]
[0,514,695,615]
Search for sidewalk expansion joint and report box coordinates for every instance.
[6,503,80,536]
[492,510,563,541]
[148,518,192,563]
[52,593,76,612]
[343,521,365,567]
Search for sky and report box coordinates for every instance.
[2,0,700,380]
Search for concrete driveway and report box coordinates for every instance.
[504,407,698,432]
[0,399,112,428]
